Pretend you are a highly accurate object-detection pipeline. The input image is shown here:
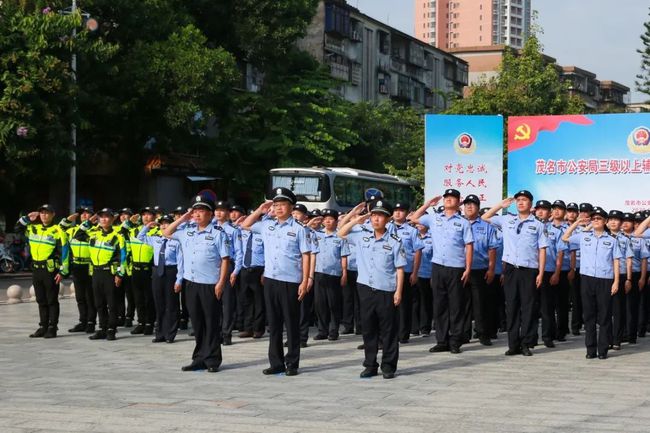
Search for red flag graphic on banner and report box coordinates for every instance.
[508,115,593,152]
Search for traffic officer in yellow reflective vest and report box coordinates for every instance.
[116,208,135,327]
[76,208,127,341]
[61,207,97,334]
[123,207,156,335]
[15,204,70,339]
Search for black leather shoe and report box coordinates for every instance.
[124,319,133,328]
[165,339,175,344]
[611,344,621,351]
[572,330,581,336]
[382,371,396,379]
[85,323,96,333]
[557,335,566,342]
[181,362,206,371]
[143,324,154,335]
[521,346,533,356]
[598,353,608,360]
[116,317,126,327]
[89,330,107,340]
[505,348,521,356]
[360,368,378,378]
[152,337,166,343]
[207,366,219,373]
[263,366,286,375]
[429,344,449,353]
[44,326,57,339]
[543,340,555,348]
[189,330,195,337]
[29,327,46,338]
[107,329,116,341]
[222,335,232,346]
[586,353,596,359]
[450,346,462,354]
[313,334,328,341]
[300,341,308,348]
[285,368,299,376]
[479,338,492,346]
[399,338,410,344]
[357,343,365,350]
[131,325,145,335]
[68,323,86,333]
[328,334,339,341]
[341,328,354,335]
[253,332,264,339]
[628,339,637,345]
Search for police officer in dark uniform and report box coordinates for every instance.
[292,203,316,348]
[241,188,311,376]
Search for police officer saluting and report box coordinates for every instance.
[338,200,406,379]
[410,189,474,354]
[62,207,97,334]
[240,188,311,376]
[482,191,548,356]
[238,212,267,339]
[311,209,350,341]
[138,214,183,343]
[562,207,631,359]
[164,196,230,373]
[16,204,70,339]
[77,208,127,341]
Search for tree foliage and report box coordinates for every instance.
[637,7,650,101]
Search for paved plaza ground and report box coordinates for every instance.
[2,299,650,433]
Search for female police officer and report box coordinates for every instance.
[562,207,631,359]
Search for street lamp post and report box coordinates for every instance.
[69,0,77,214]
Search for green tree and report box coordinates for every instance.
[637,7,650,101]
[445,36,583,193]
[0,0,115,185]
[218,50,358,200]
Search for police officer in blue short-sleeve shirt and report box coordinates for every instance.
[339,200,406,379]
[163,196,230,373]
[241,188,311,376]
[563,207,631,359]
[137,214,183,343]
[415,224,434,335]
[482,190,548,357]
[411,189,474,354]
[310,209,350,341]
[238,221,266,338]
[462,194,498,346]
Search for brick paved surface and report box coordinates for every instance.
[1,299,650,432]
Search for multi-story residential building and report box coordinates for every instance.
[415,0,532,50]
[298,0,469,110]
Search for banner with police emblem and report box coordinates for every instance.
[424,115,504,205]
[507,113,650,212]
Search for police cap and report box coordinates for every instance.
[443,189,461,199]
[535,200,552,210]
[566,202,579,211]
[370,200,393,216]
[321,209,339,219]
[120,207,133,216]
[551,200,566,210]
[272,187,296,204]
[97,207,114,217]
[308,209,322,219]
[622,212,636,222]
[191,195,214,211]
[514,190,533,202]
[479,207,490,216]
[590,207,607,218]
[579,203,594,213]
[463,194,480,206]
[172,206,185,214]
[38,204,54,213]
[394,202,410,211]
[293,204,308,214]
[364,188,384,202]
[608,210,624,220]
[141,206,155,215]
[214,200,231,210]
[158,214,174,224]
[230,204,246,214]
[635,212,645,222]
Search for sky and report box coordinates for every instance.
[353,0,649,103]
